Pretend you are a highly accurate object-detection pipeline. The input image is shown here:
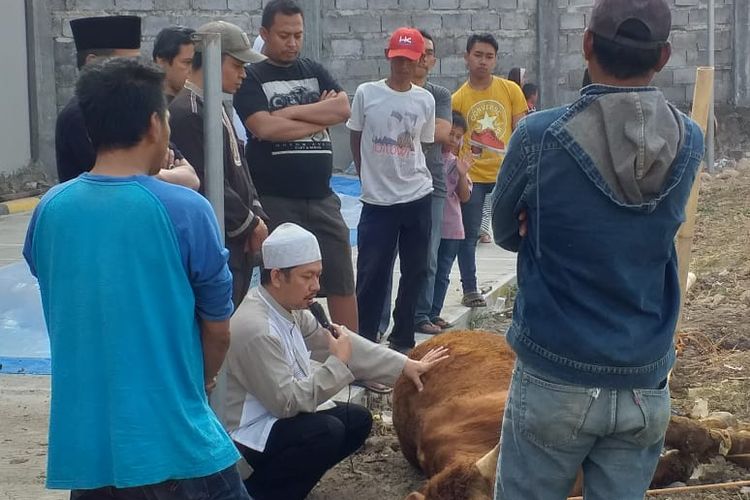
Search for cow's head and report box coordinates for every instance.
[405,445,499,500]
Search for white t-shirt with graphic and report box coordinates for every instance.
[347,80,435,206]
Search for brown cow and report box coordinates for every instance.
[393,330,750,500]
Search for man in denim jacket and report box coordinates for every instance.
[491,0,705,498]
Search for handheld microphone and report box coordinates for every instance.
[308,302,339,338]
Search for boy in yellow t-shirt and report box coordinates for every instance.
[451,33,527,307]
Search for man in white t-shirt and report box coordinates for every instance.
[347,27,436,353]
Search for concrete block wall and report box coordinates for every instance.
[319,0,538,95]
[557,0,735,106]
[50,0,266,108]
[49,0,744,111]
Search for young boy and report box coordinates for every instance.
[429,111,472,328]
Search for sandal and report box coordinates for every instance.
[461,291,487,308]
[415,320,442,335]
[431,317,453,330]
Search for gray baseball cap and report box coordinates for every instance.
[195,21,265,63]
[588,0,671,50]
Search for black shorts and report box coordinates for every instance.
[259,193,355,296]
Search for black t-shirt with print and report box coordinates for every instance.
[234,58,342,199]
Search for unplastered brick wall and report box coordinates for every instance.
[319,0,538,96]
[50,0,738,110]
[50,0,266,108]
[556,0,735,106]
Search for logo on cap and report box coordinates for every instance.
[399,36,412,45]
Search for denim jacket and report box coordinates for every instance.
[492,84,705,389]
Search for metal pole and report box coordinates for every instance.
[707,0,715,173]
[202,32,225,237]
[199,32,228,420]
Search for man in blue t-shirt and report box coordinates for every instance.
[24,58,250,499]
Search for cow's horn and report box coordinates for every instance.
[475,444,500,480]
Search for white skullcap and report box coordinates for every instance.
[262,223,322,269]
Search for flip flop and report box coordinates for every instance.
[431,317,454,330]
[462,291,487,308]
[353,380,393,394]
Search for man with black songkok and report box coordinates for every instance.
[55,15,198,189]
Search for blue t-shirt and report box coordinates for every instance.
[23,173,239,489]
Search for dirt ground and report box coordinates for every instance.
[1,162,748,499]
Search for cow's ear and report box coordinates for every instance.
[405,492,426,500]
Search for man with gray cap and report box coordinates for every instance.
[222,223,448,500]
[170,21,268,310]
[491,0,704,498]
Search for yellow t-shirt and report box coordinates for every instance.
[452,77,528,183]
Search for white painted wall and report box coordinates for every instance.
[0,1,31,175]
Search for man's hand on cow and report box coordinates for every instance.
[328,325,353,365]
[518,210,528,238]
[402,347,450,392]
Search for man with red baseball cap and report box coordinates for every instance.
[347,27,436,353]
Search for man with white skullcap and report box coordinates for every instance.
[222,223,448,500]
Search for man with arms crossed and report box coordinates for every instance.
[234,0,357,330]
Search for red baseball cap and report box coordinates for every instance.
[387,27,425,61]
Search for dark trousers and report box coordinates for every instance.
[429,238,462,319]
[457,182,495,293]
[356,195,432,347]
[70,466,250,500]
[237,403,373,500]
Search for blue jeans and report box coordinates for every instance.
[70,465,251,500]
[414,195,446,325]
[495,361,670,500]
[458,182,494,293]
[429,239,461,319]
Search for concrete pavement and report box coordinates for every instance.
[0,212,31,266]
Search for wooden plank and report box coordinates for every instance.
[568,479,750,499]
[676,66,714,333]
